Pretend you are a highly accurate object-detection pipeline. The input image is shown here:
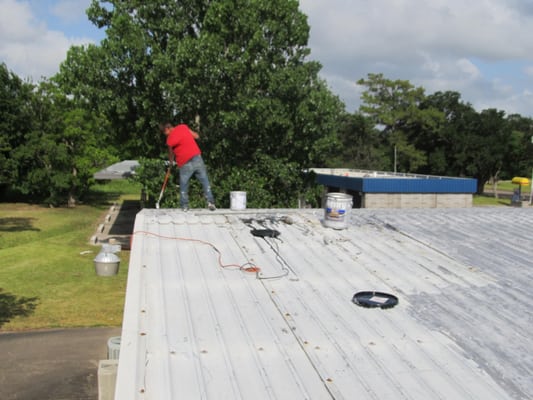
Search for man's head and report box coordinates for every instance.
[159,123,173,136]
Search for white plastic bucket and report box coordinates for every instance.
[107,336,121,359]
[324,192,353,229]
[230,191,247,210]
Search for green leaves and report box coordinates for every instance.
[0,64,35,186]
[357,73,444,172]
[38,1,344,206]
[4,79,118,205]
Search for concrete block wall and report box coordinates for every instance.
[435,194,473,208]
[362,193,473,208]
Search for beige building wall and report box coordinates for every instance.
[362,193,473,208]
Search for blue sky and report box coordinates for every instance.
[1,0,532,118]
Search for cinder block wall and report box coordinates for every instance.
[362,193,472,208]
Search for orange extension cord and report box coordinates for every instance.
[132,230,261,273]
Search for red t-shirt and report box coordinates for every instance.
[166,124,201,167]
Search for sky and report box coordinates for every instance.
[1,0,532,118]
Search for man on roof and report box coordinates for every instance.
[160,122,216,211]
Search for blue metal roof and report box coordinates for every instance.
[315,171,477,194]
[94,160,140,180]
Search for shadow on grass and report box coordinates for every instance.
[0,289,39,328]
[0,180,141,209]
[0,217,40,233]
[82,180,143,208]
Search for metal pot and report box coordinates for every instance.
[93,252,120,276]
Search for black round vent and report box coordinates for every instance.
[352,291,399,309]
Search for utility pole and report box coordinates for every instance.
[390,145,394,173]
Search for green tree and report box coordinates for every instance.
[10,81,118,206]
[420,91,478,176]
[58,0,344,207]
[466,109,511,193]
[0,63,35,193]
[357,73,444,173]
[328,112,388,170]
[504,114,533,180]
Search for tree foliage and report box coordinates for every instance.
[419,91,477,176]
[357,73,444,172]
[57,0,344,207]
[1,62,119,205]
[9,81,118,206]
[329,113,388,170]
[0,63,34,189]
[4,1,533,205]
[505,114,533,179]
[464,108,510,193]
[355,76,533,193]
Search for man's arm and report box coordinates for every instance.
[189,129,200,139]
[167,146,175,163]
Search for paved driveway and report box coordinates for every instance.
[0,327,121,400]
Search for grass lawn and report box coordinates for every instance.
[0,180,141,331]
[484,180,531,194]
[479,180,531,206]
[473,195,511,206]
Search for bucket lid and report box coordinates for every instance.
[327,192,352,199]
[94,252,120,263]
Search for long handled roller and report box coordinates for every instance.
[156,167,171,209]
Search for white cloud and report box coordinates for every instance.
[0,0,45,42]
[0,0,96,81]
[52,0,88,21]
[524,65,533,78]
[456,59,481,80]
[1,0,532,117]
[299,0,533,117]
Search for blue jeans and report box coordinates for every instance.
[179,155,215,208]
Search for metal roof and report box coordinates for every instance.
[115,206,533,399]
[93,160,140,180]
[312,168,477,193]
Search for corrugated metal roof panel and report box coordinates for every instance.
[93,160,140,180]
[115,207,532,399]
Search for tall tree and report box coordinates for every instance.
[57,0,343,207]
[504,114,533,179]
[10,80,117,206]
[0,63,35,193]
[328,112,388,170]
[465,108,511,193]
[357,73,444,173]
[421,91,478,176]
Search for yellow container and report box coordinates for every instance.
[511,177,530,186]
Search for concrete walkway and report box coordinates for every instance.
[91,200,140,250]
[0,327,121,400]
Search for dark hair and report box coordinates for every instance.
[159,122,172,133]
